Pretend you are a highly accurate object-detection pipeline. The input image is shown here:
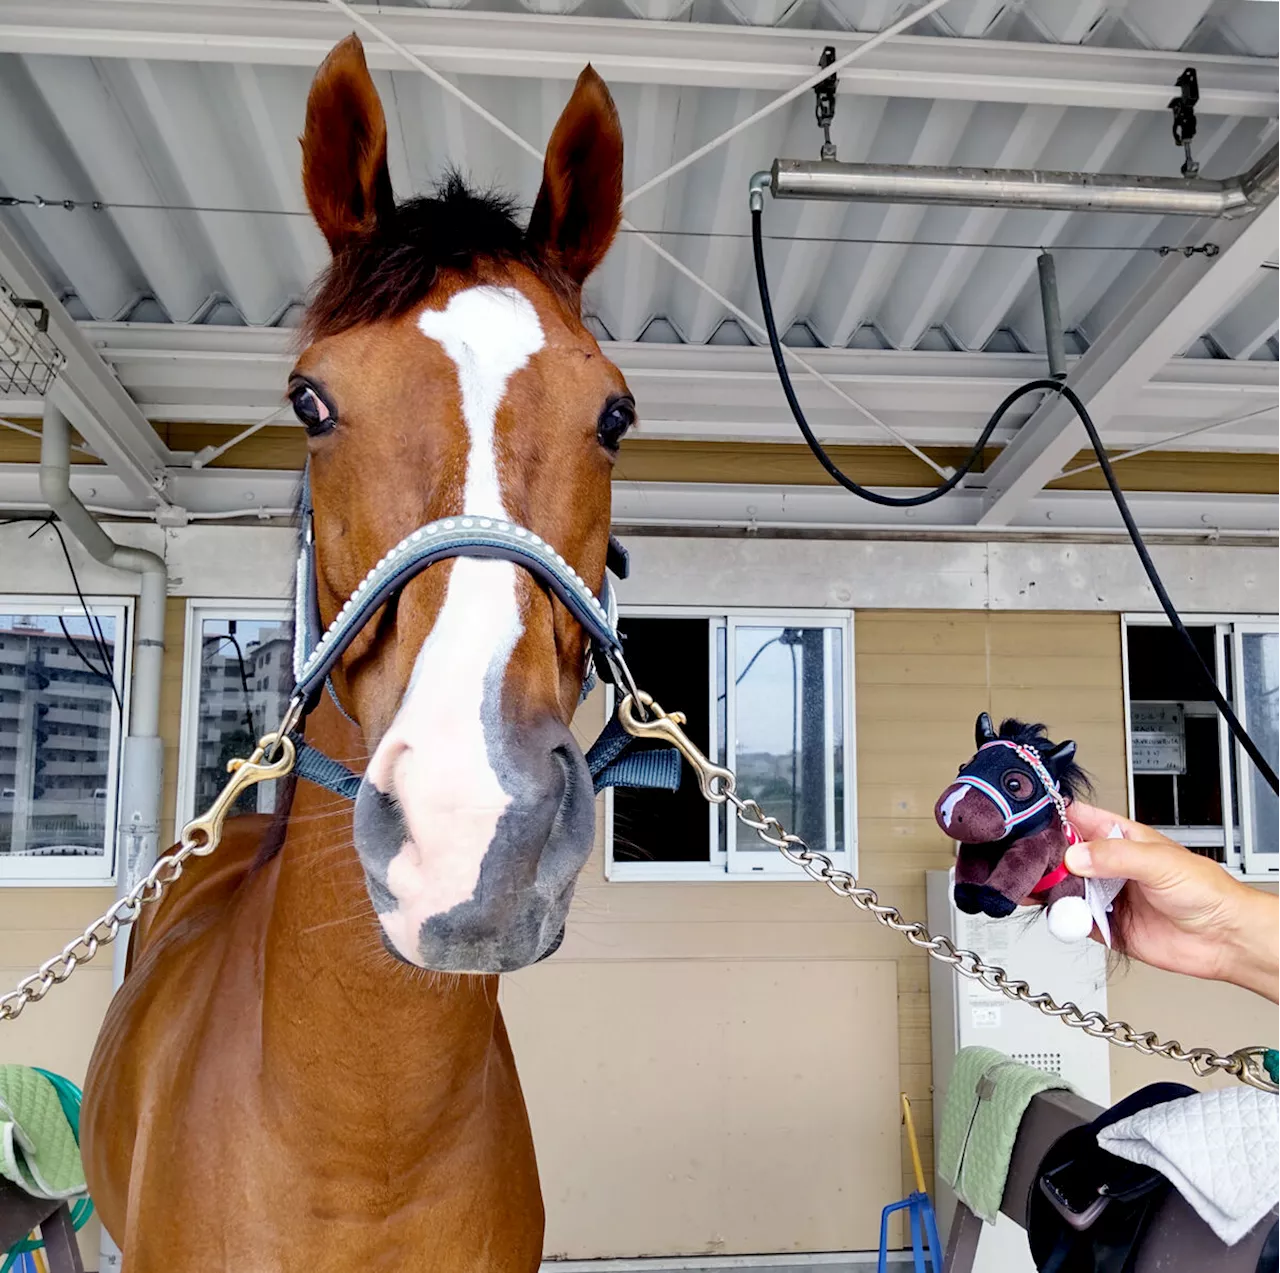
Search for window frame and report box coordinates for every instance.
[0,594,132,887]
[1232,621,1279,877]
[604,605,856,883]
[1121,612,1278,881]
[176,598,291,831]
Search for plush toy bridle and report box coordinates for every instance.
[968,739,1077,895]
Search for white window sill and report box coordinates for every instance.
[605,860,854,883]
[0,865,116,888]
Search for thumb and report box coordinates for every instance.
[1065,832,1186,889]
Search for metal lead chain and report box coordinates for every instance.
[0,718,298,1023]
[618,692,1280,1095]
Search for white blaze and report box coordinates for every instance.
[938,784,969,831]
[367,286,545,961]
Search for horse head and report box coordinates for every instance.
[292,36,626,973]
[931,706,1080,926]
[935,713,1080,845]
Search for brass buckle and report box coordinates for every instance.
[617,691,735,804]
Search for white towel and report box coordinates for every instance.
[1096,1087,1280,1246]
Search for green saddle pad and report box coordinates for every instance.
[0,1066,86,1200]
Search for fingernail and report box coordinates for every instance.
[1065,844,1092,875]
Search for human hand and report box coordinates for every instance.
[1065,802,1279,1003]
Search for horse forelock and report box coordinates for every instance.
[300,172,578,345]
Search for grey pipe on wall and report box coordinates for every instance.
[39,402,167,980]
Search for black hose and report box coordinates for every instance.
[751,207,1280,795]
[754,208,1008,506]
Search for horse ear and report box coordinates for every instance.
[974,712,997,747]
[301,35,395,254]
[1045,739,1077,774]
[527,65,623,287]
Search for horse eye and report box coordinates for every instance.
[289,382,335,434]
[597,396,635,452]
[1001,770,1032,798]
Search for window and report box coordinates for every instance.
[606,609,855,880]
[176,603,292,830]
[1123,615,1278,878]
[0,598,129,884]
[1235,625,1279,875]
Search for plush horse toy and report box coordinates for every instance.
[934,713,1123,943]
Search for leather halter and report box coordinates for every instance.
[288,471,679,799]
[959,738,1076,895]
[962,739,1070,836]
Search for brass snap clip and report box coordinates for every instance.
[179,730,298,856]
[617,690,735,804]
[1230,1046,1280,1094]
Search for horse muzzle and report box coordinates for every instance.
[353,719,595,974]
[935,782,1009,844]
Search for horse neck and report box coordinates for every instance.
[259,695,508,1137]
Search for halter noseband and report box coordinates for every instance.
[286,471,678,800]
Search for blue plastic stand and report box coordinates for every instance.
[877,1189,942,1273]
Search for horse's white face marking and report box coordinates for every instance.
[366,286,545,962]
[938,784,969,831]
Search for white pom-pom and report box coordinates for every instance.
[1046,895,1093,943]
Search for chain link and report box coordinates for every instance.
[4,682,1275,1095]
[617,688,1277,1094]
[0,723,298,1024]
[723,787,1276,1092]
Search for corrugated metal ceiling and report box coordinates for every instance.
[0,0,1275,368]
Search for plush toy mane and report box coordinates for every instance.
[994,717,1092,805]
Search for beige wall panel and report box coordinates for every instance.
[1108,957,1280,1097]
[502,959,900,1259]
[0,888,118,1266]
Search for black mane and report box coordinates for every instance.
[996,717,1091,803]
[302,172,574,342]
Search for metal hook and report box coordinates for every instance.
[617,691,735,804]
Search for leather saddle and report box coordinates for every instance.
[1026,1082,1195,1273]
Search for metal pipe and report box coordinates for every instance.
[39,402,166,978]
[1037,253,1066,381]
[765,146,1278,218]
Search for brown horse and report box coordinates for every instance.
[82,36,627,1271]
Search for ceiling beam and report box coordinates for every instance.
[1205,273,1280,361]
[4,326,1274,450]
[0,465,1274,537]
[0,1,1273,115]
[0,218,175,503]
[977,197,1279,527]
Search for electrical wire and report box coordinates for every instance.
[34,517,124,715]
[754,206,1012,506]
[203,631,257,742]
[0,195,1229,257]
[753,207,1280,795]
[56,614,117,697]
